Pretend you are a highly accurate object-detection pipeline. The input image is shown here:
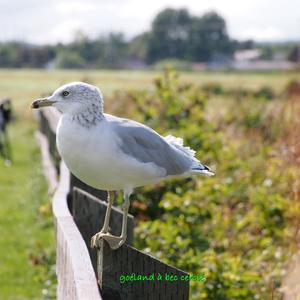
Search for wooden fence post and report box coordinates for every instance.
[72,187,189,299]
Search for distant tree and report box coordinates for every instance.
[129,32,150,61]
[0,8,241,68]
[100,33,128,68]
[0,43,19,67]
[55,50,86,69]
[234,39,255,50]
[260,46,273,60]
[68,31,102,65]
[186,11,233,62]
[18,46,55,67]
[0,43,55,68]
[55,32,129,68]
[288,46,300,62]
[147,8,192,63]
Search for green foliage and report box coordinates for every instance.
[147,8,192,62]
[0,119,56,299]
[55,50,86,69]
[201,82,275,101]
[260,46,274,60]
[186,12,234,62]
[154,59,193,71]
[0,42,55,68]
[146,9,234,63]
[0,69,298,299]
[202,82,225,96]
[110,67,296,299]
[128,33,150,61]
[254,86,274,100]
[0,8,246,68]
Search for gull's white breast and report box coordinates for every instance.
[56,115,164,191]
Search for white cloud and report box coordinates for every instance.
[43,21,84,44]
[0,0,299,44]
[55,1,95,13]
[239,28,285,42]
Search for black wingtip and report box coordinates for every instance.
[204,165,212,172]
[192,164,211,172]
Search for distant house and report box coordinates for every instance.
[232,48,295,71]
[234,49,262,61]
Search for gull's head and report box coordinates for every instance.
[31,82,103,115]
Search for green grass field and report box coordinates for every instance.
[0,69,299,299]
[1,69,300,110]
[0,118,54,299]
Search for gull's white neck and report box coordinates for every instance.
[69,104,104,128]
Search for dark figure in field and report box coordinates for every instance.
[0,99,13,164]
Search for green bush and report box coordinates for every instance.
[55,51,86,69]
[110,67,295,299]
[202,82,225,96]
[254,86,274,100]
[154,60,194,71]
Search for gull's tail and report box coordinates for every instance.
[164,135,214,176]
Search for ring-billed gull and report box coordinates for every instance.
[31,82,214,250]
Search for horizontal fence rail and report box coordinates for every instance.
[36,107,190,299]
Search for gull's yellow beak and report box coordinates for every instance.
[31,98,56,109]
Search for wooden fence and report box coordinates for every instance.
[36,107,190,300]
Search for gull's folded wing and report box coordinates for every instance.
[109,116,196,176]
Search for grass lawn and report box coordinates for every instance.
[0,69,300,106]
[0,117,54,299]
[0,68,299,299]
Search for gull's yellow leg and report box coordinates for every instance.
[91,191,114,247]
[91,189,131,250]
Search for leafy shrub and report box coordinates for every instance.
[55,51,86,69]
[154,60,194,71]
[108,67,296,299]
[202,83,225,96]
[254,86,274,100]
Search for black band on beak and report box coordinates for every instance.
[31,100,40,109]
[31,98,55,109]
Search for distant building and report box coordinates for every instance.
[234,49,262,61]
[232,48,295,71]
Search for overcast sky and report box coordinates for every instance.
[0,0,299,44]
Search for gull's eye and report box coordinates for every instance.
[62,91,69,97]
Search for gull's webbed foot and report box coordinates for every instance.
[91,231,126,250]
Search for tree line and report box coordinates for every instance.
[0,8,260,69]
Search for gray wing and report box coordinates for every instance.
[109,116,193,176]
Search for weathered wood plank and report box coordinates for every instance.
[35,131,58,193]
[70,174,107,203]
[37,108,61,172]
[53,162,102,300]
[72,188,189,300]
[98,241,189,300]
